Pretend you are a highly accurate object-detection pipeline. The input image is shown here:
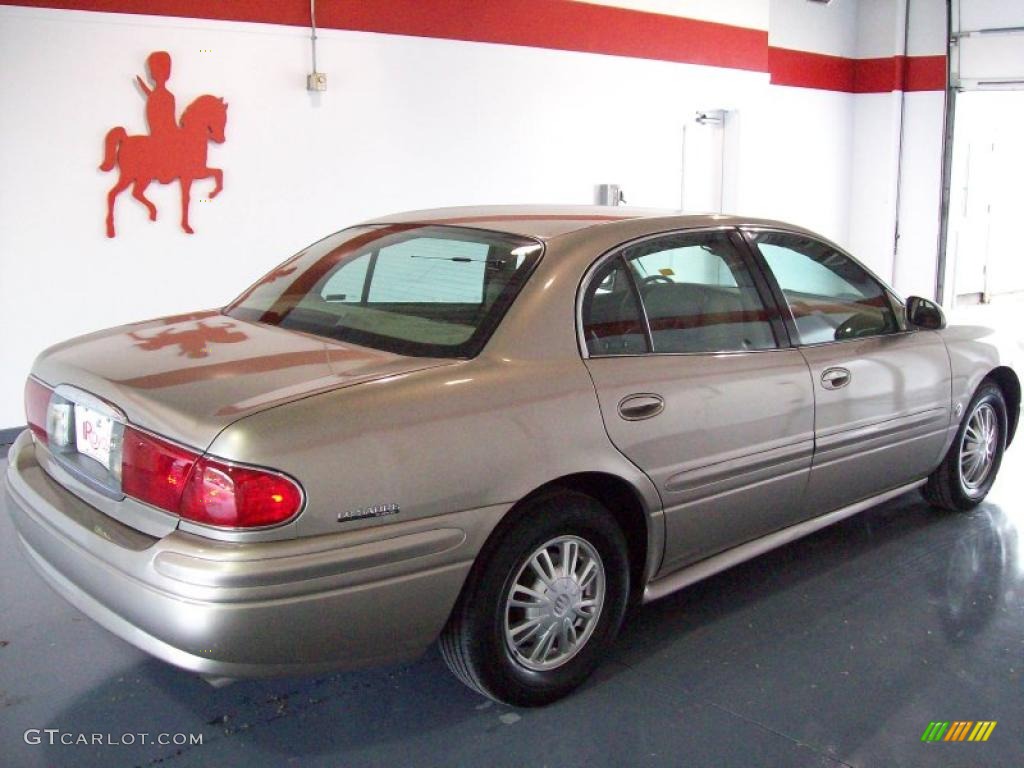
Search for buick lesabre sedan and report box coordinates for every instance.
[5,206,1019,706]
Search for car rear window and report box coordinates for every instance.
[227,225,542,358]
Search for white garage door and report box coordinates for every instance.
[948,91,1024,301]
[953,0,1024,89]
[944,1,1024,305]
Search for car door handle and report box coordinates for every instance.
[821,367,852,390]
[618,394,665,421]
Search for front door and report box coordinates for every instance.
[744,230,952,514]
[581,229,815,575]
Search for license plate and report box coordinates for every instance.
[74,405,114,469]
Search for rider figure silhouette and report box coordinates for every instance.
[136,51,176,142]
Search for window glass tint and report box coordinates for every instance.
[633,248,737,287]
[755,233,898,344]
[369,239,488,303]
[623,232,776,354]
[320,255,369,303]
[582,257,649,355]
[229,225,541,358]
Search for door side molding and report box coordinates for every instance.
[642,479,926,603]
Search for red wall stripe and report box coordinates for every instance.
[852,54,946,92]
[771,47,946,92]
[3,0,768,72]
[903,55,946,92]
[852,56,904,93]
[769,47,855,92]
[336,1,770,73]
[3,0,944,93]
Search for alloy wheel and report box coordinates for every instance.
[959,402,999,493]
[503,535,606,672]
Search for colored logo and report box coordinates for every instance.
[921,721,997,742]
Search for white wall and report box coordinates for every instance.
[847,0,947,295]
[0,3,943,428]
[847,91,902,277]
[769,0,859,56]
[892,91,945,298]
[737,86,855,244]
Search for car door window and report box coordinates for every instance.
[581,256,649,355]
[623,232,776,354]
[753,233,899,344]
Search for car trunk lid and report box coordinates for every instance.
[31,310,456,450]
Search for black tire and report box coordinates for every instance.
[923,381,1007,512]
[439,490,629,707]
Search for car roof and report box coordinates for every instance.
[364,205,817,241]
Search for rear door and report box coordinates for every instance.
[743,229,952,515]
[581,228,815,574]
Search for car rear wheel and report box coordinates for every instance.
[924,381,1007,512]
[439,490,629,706]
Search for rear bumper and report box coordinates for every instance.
[4,430,504,679]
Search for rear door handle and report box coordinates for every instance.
[618,393,665,421]
[821,367,852,390]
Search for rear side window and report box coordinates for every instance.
[753,232,899,344]
[581,257,649,355]
[623,232,776,354]
[229,225,542,358]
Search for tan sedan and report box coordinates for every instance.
[5,206,1019,705]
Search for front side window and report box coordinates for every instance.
[622,231,776,354]
[228,225,541,358]
[752,232,899,344]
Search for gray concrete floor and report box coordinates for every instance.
[2,305,1023,767]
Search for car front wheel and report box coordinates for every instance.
[924,381,1007,511]
[439,490,629,706]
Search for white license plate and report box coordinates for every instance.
[74,405,114,469]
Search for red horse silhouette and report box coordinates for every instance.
[129,320,247,358]
[100,53,228,238]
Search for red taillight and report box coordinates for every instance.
[121,426,198,514]
[120,425,302,528]
[180,457,303,528]
[25,378,53,442]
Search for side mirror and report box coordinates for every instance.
[906,296,946,330]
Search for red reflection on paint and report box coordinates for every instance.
[129,320,247,358]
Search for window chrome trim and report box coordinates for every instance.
[576,225,783,360]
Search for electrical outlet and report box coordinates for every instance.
[307,72,327,92]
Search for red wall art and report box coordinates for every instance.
[100,51,228,237]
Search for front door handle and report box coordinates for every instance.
[618,393,665,421]
[821,367,852,390]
